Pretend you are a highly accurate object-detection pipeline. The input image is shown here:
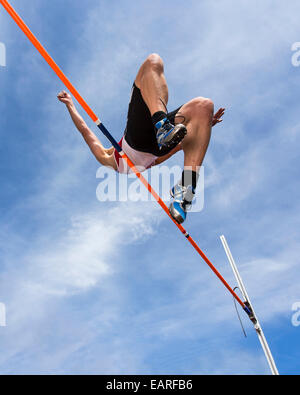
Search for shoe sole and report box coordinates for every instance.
[169,206,185,224]
[160,126,187,149]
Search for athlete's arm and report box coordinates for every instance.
[153,143,183,166]
[58,91,117,170]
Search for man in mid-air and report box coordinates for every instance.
[58,54,224,224]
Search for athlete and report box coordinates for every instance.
[58,54,225,224]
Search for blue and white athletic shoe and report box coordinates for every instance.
[155,118,187,150]
[169,183,195,224]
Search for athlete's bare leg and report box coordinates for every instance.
[174,97,214,171]
[168,97,214,224]
[135,53,168,116]
[135,53,187,150]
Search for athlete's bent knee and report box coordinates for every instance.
[144,53,164,73]
[184,97,214,121]
[193,97,214,113]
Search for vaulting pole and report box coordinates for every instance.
[0,0,253,318]
[220,235,279,375]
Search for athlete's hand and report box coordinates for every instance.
[57,90,73,106]
[212,108,225,127]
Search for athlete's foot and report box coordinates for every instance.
[169,182,195,224]
[155,118,187,150]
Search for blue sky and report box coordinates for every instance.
[0,0,300,375]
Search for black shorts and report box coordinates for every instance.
[124,83,182,157]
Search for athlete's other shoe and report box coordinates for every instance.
[155,118,187,150]
[169,183,195,224]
